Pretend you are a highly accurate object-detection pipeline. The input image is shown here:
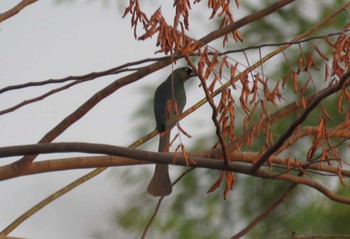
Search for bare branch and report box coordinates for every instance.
[231,179,299,239]
[0,142,349,204]
[13,59,175,168]
[0,0,37,23]
[0,57,169,94]
[285,234,350,239]
[220,29,350,56]
[141,168,194,239]
[0,81,78,116]
[1,148,350,180]
[0,168,106,237]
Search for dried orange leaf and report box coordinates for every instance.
[181,144,190,166]
[207,171,224,193]
[321,106,333,121]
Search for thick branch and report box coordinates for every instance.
[0,142,350,204]
[1,144,350,179]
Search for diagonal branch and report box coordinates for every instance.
[231,178,300,239]
[140,168,194,239]
[0,57,169,94]
[0,0,38,23]
[0,81,79,115]
[0,168,105,237]
[252,71,350,170]
[199,0,297,44]
[13,58,175,168]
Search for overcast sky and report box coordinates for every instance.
[0,1,217,238]
[1,1,159,238]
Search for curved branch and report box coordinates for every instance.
[0,57,169,94]
[0,0,37,23]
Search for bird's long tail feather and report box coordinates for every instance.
[147,132,172,196]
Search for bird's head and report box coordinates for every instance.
[173,67,198,82]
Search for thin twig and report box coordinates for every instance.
[140,197,164,239]
[285,234,350,239]
[186,56,230,166]
[220,29,350,56]
[231,177,299,239]
[0,81,78,115]
[140,168,194,239]
[0,57,170,94]
[0,168,106,237]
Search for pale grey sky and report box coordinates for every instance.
[0,1,156,238]
[0,1,214,238]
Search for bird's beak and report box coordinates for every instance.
[190,71,198,77]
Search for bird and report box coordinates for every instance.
[147,67,197,197]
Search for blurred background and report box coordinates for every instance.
[1,0,349,239]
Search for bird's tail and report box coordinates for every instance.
[147,132,172,197]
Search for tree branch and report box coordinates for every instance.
[1,144,350,180]
[0,57,169,94]
[252,71,350,170]
[231,179,299,239]
[10,0,299,175]
[0,0,37,23]
[199,0,297,44]
[0,142,349,204]
[186,56,230,166]
[13,59,175,168]
[0,168,106,237]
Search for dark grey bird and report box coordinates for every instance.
[147,67,197,197]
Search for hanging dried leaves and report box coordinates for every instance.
[122,0,350,199]
[207,171,235,200]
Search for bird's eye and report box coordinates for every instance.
[183,67,193,74]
